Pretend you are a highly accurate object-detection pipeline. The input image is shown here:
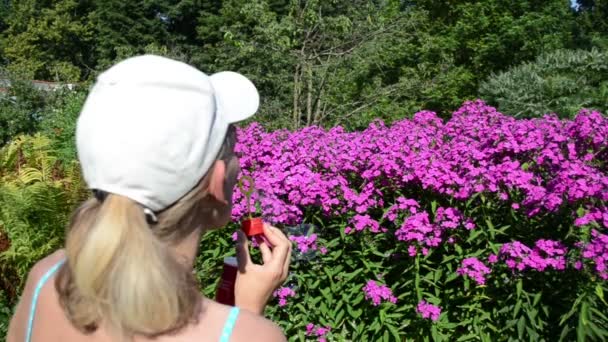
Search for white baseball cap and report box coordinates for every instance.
[76,55,259,212]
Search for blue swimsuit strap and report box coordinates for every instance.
[25,259,66,342]
[219,306,240,342]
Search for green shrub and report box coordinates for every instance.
[479,48,608,118]
[39,90,87,164]
[0,289,13,340]
[0,76,47,146]
[0,134,86,302]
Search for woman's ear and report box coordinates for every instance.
[207,160,228,205]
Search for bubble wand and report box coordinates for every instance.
[239,175,265,238]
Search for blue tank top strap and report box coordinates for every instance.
[25,258,66,342]
[219,306,240,342]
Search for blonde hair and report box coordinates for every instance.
[55,173,223,339]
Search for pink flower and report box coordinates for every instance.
[273,287,296,307]
[362,280,397,306]
[305,323,331,341]
[305,323,315,335]
[416,300,441,321]
[289,234,318,253]
[457,257,491,285]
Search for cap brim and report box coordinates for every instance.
[210,71,259,123]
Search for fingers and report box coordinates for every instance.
[235,230,251,271]
[263,225,292,277]
[262,224,289,246]
[282,241,291,278]
[258,240,272,264]
[234,224,292,283]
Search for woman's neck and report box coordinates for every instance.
[171,227,203,269]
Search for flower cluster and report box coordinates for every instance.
[362,280,397,306]
[230,101,607,331]
[580,230,608,280]
[345,214,383,234]
[395,212,441,255]
[457,257,492,285]
[233,102,607,226]
[289,234,318,253]
[499,240,568,272]
[384,197,420,222]
[575,206,608,228]
[416,300,442,322]
[306,323,331,342]
[273,286,296,307]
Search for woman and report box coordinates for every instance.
[7,55,292,342]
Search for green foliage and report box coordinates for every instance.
[0,134,87,303]
[39,90,87,163]
[0,0,593,129]
[0,75,47,145]
[0,0,94,81]
[479,48,608,118]
[192,0,476,129]
[189,188,608,341]
[0,289,11,341]
[90,0,192,69]
[574,0,608,49]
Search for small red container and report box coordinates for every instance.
[241,217,264,237]
[216,256,238,306]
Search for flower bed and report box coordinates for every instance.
[218,100,608,340]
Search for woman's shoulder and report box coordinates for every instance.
[198,300,286,342]
[28,249,66,280]
[6,249,66,342]
[231,307,286,342]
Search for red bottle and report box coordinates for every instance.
[216,256,238,306]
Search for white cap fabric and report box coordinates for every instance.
[76,55,259,211]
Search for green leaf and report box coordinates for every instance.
[533,292,542,307]
[347,305,363,319]
[516,279,523,299]
[386,323,401,341]
[513,300,522,319]
[578,301,589,342]
[595,284,607,305]
[517,316,525,340]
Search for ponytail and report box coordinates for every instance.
[57,194,200,338]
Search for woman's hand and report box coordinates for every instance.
[234,224,292,315]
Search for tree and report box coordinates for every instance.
[0,0,94,81]
[192,0,475,129]
[573,0,608,48]
[479,48,608,118]
[0,76,47,146]
[414,0,577,81]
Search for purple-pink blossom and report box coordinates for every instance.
[232,102,608,226]
[457,257,491,285]
[289,234,318,253]
[362,280,397,306]
[273,286,296,307]
[416,300,442,321]
[579,230,608,280]
[499,240,568,272]
[350,214,383,233]
[306,323,331,341]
